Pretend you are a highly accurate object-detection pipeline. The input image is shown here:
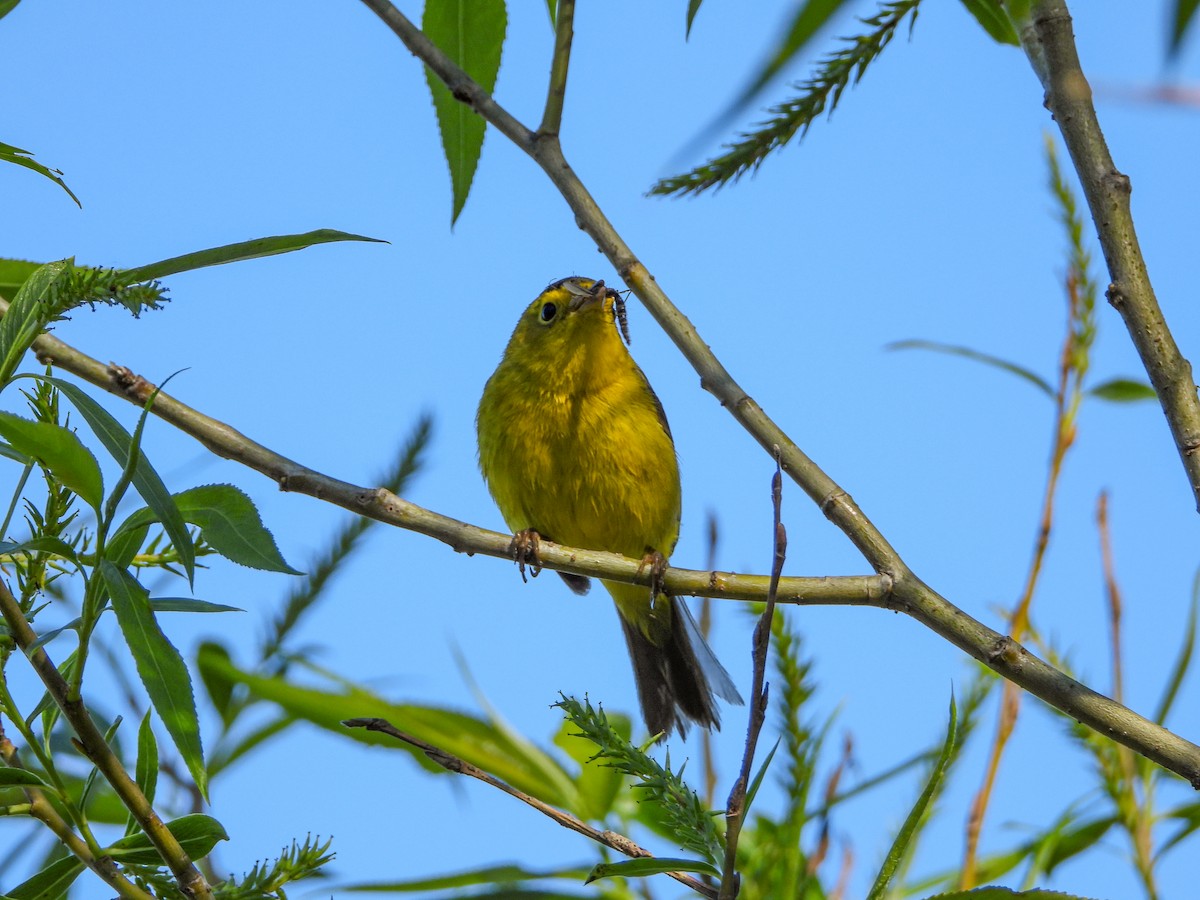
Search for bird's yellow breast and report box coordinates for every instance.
[476,284,681,562]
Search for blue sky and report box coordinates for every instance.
[3,2,1200,898]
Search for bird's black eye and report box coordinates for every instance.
[540,301,558,323]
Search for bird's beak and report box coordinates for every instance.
[566,279,611,313]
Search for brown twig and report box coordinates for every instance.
[719,455,787,899]
[0,580,212,900]
[341,717,717,898]
[538,0,574,137]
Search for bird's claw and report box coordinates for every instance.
[638,549,670,605]
[510,529,543,584]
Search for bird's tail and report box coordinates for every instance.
[618,595,742,738]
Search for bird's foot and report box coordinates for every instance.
[637,549,670,604]
[510,529,544,584]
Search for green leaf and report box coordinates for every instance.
[0,258,43,300]
[123,229,385,283]
[423,0,507,224]
[197,645,578,808]
[0,536,80,567]
[887,339,1054,396]
[0,413,103,510]
[0,0,23,22]
[1169,0,1200,58]
[196,641,238,728]
[342,863,592,892]
[1087,377,1157,403]
[0,141,80,207]
[585,857,720,884]
[105,813,229,864]
[134,711,159,813]
[5,855,86,900]
[553,716,626,821]
[743,736,780,815]
[173,484,299,574]
[149,598,243,614]
[1156,588,1197,725]
[544,0,556,28]
[685,0,704,37]
[0,767,53,789]
[0,259,71,385]
[723,0,849,121]
[101,561,208,799]
[40,376,194,581]
[958,0,1020,46]
[867,694,958,900]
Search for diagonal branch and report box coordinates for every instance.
[0,580,212,900]
[1025,0,1200,512]
[354,0,1200,788]
[343,717,717,899]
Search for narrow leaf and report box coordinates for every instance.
[423,0,507,224]
[123,229,385,283]
[343,863,592,892]
[41,376,194,581]
[0,413,103,510]
[0,536,80,567]
[197,645,576,807]
[887,339,1054,396]
[0,141,80,207]
[100,561,207,799]
[105,814,229,864]
[743,737,780,814]
[1170,0,1200,58]
[958,0,1020,45]
[866,695,958,899]
[0,1,23,22]
[585,857,720,884]
[150,598,242,614]
[0,768,53,789]
[1087,377,1157,403]
[5,855,86,900]
[686,0,704,37]
[1156,590,1197,725]
[134,711,160,811]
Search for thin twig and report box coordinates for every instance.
[962,269,1082,886]
[0,580,213,900]
[1026,0,1200,511]
[538,0,575,137]
[719,454,787,899]
[342,717,717,899]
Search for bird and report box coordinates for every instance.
[476,276,741,737]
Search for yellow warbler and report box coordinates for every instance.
[476,276,740,737]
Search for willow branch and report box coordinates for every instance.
[0,726,153,900]
[0,580,212,900]
[1025,0,1200,511]
[355,1,1200,787]
[343,717,717,899]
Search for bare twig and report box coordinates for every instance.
[342,717,717,899]
[0,580,212,900]
[538,0,574,137]
[1025,0,1200,511]
[719,455,787,899]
